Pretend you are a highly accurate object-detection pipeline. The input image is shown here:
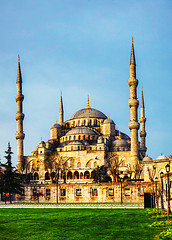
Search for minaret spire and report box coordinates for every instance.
[128,38,140,167]
[140,87,147,156]
[59,91,64,125]
[15,56,25,171]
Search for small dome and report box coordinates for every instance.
[66,127,96,135]
[156,154,167,160]
[68,141,83,145]
[69,108,107,120]
[112,139,129,147]
[104,119,114,124]
[143,156,152,161]
[51,123,61,129]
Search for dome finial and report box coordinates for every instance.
[18,55,20,63]
[85,95,91,109]
[56,120,57,124]
[108,115,110,119]
[41,136,42,142]
[119,130,121,139]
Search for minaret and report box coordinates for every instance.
[59,91,64,125]
[15,56,25,171]
[128,38,140,166]
[140,87,147,156]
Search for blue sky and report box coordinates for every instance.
[0,0,172,165]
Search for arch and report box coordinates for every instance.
[91,171,95,179]
[71,146,73,151]
[74,171,79,179]
[80,172,83,179]
[86,161,91,168]
[51,172,56,181]
[45,172,50,180]
[67,171,72,180]
[84,171,90,179]
[83,135,85,140]
[78,135,81,140]
[78,120,80,126]
[83,120,86,126]
[94,119,97,126]
[28,173,33,181]
[34,172,39,180]
[74,135,76,140]
[77,162,81,168]
[69,136,71,141]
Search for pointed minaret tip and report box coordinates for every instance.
[141,87,145,108]
[60,90,62,97]
[18,55,20,63]
[130,37,136,65]
[85,95,91,109]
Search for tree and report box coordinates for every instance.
[92,165,111,183]
[106,153,123,182]
[1,143,24,203]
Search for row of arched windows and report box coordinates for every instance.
[65,119,99,129]
[28,170,95,181]
[61,134,97,143]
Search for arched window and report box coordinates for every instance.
[86,162,91,168]
[45,172,50,180]
[51,172,56,181]
[83,135,85,140]
[34,172,39,180]
[91,171,95,179]
[80,172,83,179]
[74,171,79,179]
[78,135,80,140]
[67,171,72,180]
[84,171,90,179]
[28,173,33,181]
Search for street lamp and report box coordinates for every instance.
[160,171,164,213]
[155,177,159,214]
[120,174,124,206]
[165,163,170,222]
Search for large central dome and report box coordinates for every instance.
[69,108,107,120]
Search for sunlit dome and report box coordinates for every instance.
[156,154,167,160]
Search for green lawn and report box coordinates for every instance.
[0,209,161,240]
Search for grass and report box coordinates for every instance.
[0,209,161,240]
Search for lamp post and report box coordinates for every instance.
[155,177,159,214]
[120,174,124,206]
[160,171,164,213]
[165,163,170,222]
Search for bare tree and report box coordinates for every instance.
[106,153,123,183]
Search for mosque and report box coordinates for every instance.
[15,39,171,203]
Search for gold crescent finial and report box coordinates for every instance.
[41,136,42,142]
[85,95,91,109]
[108,115,110,119]
[56,120,57,124]
[60,90,62,96]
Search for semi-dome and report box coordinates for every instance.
[69,108,107,120]
[156,154,167,160]
[143,156,152,161]
[68,141,83,145]
[112,139,129,147]
[66,127,96,135]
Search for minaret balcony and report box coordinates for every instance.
[15,132,25,140]
[128,77,138,87]
[140,131,146,137]
[128,121,140,130]
[15,94,24,102]
[128,99,139,108]
[15,113,25,120]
